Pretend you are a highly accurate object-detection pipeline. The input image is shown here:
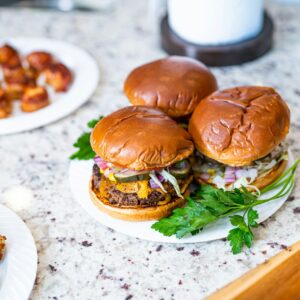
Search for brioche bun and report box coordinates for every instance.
[91,106,194,171]
[89,180,189,221]
[124,56,217,118]
[189,86,290,166]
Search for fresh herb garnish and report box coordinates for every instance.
[228,208,258,254]
[152,158,299,254]
[70,116,103,160]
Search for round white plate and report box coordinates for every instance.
[0,204,37,299]
[0,37,99,135]
[69,153,294,243]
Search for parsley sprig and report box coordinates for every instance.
[70,116,103,160]
[152,158,299,254]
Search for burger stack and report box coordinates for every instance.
[89,56,290,221]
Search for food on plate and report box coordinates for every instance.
[3,66,36,100]
[70,86,298,255]
[4,83,26,100]
[0,89,12,118]
[0,44,21,67]
[21,86,49,112]
[44,62,73,92]
[24,67,39,82]
[0,235,6,261]
[26,51,53,72]
[0,44,73,118]
[124,56,217,118]
[89,106,194,221]
[3,65,36,86]
[188,86,290,190]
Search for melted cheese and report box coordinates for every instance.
[108,173,116,182]
[99,177,111,198]
[115,180,150,199]
[99,175,193,201]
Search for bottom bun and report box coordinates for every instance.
[89,180,189,221]
[194,159,287,191]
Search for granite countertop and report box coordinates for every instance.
[0,1,300,299]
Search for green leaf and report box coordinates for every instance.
[199,196,230,216]
[247,208,259,228]
[196,185,252,207]
[218,190,239,206]
[70,116,103,160]
[240,187,258,205]
[229,215,248,232]
[244,231,254,248]
[87,116,103,129]
[228,208,257,253]
[229,215,244,227]
[70,132,95,160]
[191,229,200,236]
[151,218,178,236]
[228,228,244,254]
[151,198,217,238]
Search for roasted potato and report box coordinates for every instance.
[44,62,73,92]
[21,86,49,112]
[3,66,36,100]
[0,235,6,261]
[0,44,21,67]
[3,66,26,84]
[0,89,12,118]
[24,67,39,82]
[26,51,53,72]
[4,83,25,100]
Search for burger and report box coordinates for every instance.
[124,56,217,119]
[89,106,194,221]
[188,86,290,191]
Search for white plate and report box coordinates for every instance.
[0,204,37,300]
[0,37,99,135]
[69,153,294,243]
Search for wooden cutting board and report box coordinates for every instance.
[206,241,300,300]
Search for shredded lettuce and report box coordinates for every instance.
[160,170,183,198]
[232,177,261,195]
[196,150,288,191]
[212,175,226,189]
[280,152,289,161]
[149,172,167,193]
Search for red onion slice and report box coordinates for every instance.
[149,179,160,189]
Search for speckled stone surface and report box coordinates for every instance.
[0,1,300,299]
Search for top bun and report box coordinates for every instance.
[91,106,194,170]
[189,86,290,166]
[124,56,217,118]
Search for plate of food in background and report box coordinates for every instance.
[0,204,37,299]
[0,37,99,135]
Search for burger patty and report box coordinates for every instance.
[92,164,186,207]
[108,189,167,207]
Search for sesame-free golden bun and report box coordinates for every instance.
[90,106,194,171]
[189,86,290,166]
[124,56,217,118]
